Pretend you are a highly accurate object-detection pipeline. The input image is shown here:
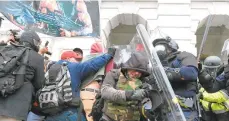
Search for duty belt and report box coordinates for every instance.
[81,88,99,93]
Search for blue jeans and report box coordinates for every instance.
[166,109,199,121]
[27,111,45,121]
[45,108,86,121]
[183,109,199,121]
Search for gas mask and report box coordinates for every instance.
[155,44,168,61]
[203,56,222,79]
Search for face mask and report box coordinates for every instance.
[155,44,168,61]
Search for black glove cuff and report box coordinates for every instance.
[199,93,203,99]
[125,90,134,101]
[166,71,182,82]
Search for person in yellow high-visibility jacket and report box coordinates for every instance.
[198,56,229,121]
[199,88,229,121]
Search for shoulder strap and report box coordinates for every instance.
[48,63,62,83]
[14,48,30,89]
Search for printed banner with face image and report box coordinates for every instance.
[0,0,100,37]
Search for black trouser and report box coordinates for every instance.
[201,111,229,121]
[216,112,229,121]
[201,111,217,121]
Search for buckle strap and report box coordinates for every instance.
[81,88,99,93]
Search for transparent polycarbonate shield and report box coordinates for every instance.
[135,24,186,121]
[112,45,132,69]
[221,38,229,66]
[108,24,186,121]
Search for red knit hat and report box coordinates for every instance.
[61,51,82,60]
[90,42,103,54]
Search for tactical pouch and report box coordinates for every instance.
[177,95,194,108]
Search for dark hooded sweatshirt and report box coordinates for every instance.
[101,52,149,103]
[0,31,44,120]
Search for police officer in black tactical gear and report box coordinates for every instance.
[198,56,229,121]
[152,36,199,121]
[198,56,224,93]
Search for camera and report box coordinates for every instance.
[44,41,52,55]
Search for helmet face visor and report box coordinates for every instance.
[203,65,220,78]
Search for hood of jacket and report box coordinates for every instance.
[20,31,41,52]
[121,52,150,77]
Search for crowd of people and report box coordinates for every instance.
[0,30,228,121]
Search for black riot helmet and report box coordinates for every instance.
[203,56,222,78]
[152,36,179,60]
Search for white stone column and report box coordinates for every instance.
[157,0,196,55]
[100,1,158,46]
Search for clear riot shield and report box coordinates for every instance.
[110,24,186,121]
[136,24,186,121]
[221,38,229,66]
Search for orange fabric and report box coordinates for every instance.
[90,42,103,54]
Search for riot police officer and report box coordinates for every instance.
[199,56,223,92]
[152,36,199,121]
[199,56,229,121]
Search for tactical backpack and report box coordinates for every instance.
[0,43,29,97]
[89,69,121,120]
[37,62,73,115]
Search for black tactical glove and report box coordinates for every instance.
[164,67,182,82]
[141,83,153,90]
[140,83,153,97]
[125,89,147,101]
[161,60,169,67]
[198,62,202,71]
[107,48,116,57]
